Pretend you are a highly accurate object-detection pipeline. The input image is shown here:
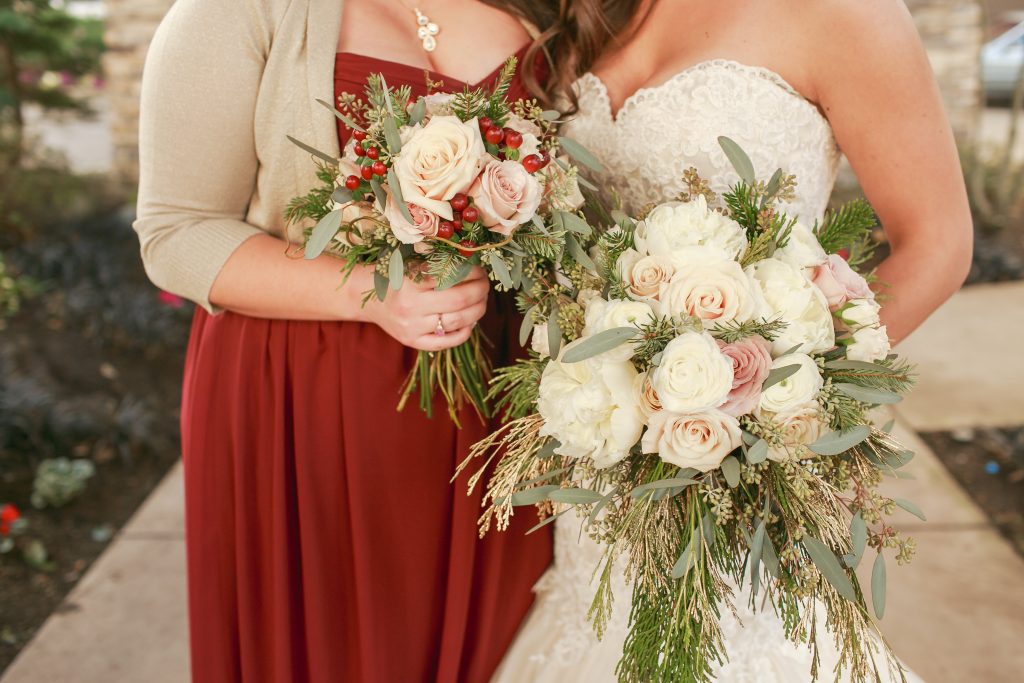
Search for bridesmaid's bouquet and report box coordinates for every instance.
[285,59,596,423]
[458,139,919,681]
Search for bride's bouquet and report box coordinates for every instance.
[459,139,919,681]
[285,59,592,423]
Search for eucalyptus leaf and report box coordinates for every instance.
[408,97,427,124]
[872,552,887,619]
[764,168,784,198]
[331,186,354,204]
[286,135,338,165]
[893,497,927,521]
[846,512,868,569]
[825,359,893,372]
[588,490,617,525]
[809,425,872,456]
[315,98,366,132]
[884,450,915,469]
[387,250,405,291]
[762,535,781,579]
[746,439,769,464]
[383,116,403,154]
[835,383,902,405]
[387,169,414,223]
[576,173,599,192]
[510,485,558,506]
[537,439,561,459]
[520,305,538,346]
[514,466,574,490]
[750,519,766,595]
[881,418,896,433]
[718,136,756,185]
[741,431,759,447]
[566,234,597,272]
[380,75,395,115]
[548,313,562,360]
[558,136,605,172]
[369,178,387,212]
[304,209,343,259]
[541,109,561,121]
[526,508,570,535]
[511,254,524,288]
[671,536,695,579]
[373,271,389,301]
[762,363,801,391]
[803,536,857,602]
[548,488,606,505]
[486,251,514,288]
[557,211,593,236]
[629,477,699,499]
[562,327,638,363]
[721,455,741,488]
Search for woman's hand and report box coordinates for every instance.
[362,266,490,351]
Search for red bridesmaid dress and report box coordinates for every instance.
[180,46,552,683]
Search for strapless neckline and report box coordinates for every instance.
[579,59,827,126]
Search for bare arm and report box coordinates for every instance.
[809,0,973,344]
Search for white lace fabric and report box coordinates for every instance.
[491,61,922,683]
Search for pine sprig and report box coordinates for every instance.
[721,182,761,231]
[426,247,470,289]
[815,200,878,254]
[824,358,916,394]
[515,230,566,260]
[284,163,339,225]
[709,318,788,343]
[488,354,546,419]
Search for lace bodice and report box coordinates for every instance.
[563,60,840,223]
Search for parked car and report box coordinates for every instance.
[983,20,1024,102]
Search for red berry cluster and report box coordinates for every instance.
[478,116,527,162]
[0,503,21,537]
[347,129,390,186]
[437,193,481,256]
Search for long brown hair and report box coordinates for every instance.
[481,0,650,107]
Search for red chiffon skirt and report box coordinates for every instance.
[180,291,551,682]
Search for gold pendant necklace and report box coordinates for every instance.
[413,8,440,52]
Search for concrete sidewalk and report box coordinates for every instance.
[3,283,1024,683]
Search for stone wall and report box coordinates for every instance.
[102,0,986,189]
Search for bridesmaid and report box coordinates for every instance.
[135,1,560,681]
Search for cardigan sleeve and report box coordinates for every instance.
[134,0,279,313]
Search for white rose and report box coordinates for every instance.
[838,298,881,330]
[764,403,827,462]
[746,258,835,356]
[582,298,655,361]
[641,408,742,473]
[847,325,891,362]
[393,115,486,220]
[651,331,734,412]
[759,353,823,414]
[659,257,760,327]
[617,249,676,306]
[776,221,827,270]
[634,196,748,260]
[538,344,644,468]
[531,322,550,358]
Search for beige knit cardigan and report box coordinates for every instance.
[134,0,346,313]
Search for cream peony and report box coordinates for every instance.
[764,404,827,462]
[634,196,748,260]
[659,258,760,327]
[384,194,440,244]
[468,159,541,234]
[775,221,827,270]
[393,115,486,220]
[582,297,655,362]
[847,325,891,362]
[651,332,734,413]
[717,335,773,417]
[746,257,835,356]
[538,342,644,468]
[811,253,873,310]
[641,408,742,472]
[617,249,676,306]
[759,353,823,414]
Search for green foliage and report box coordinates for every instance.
[31,457,95,509]
[0,251,39,318]
[709,317,787,344]
[283,163,340,226]
[514,229,565,260]
[488,355,545,419]
[815,199,878,254]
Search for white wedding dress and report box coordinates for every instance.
[492,61,922,683]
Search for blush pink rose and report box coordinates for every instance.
[468,159,541,235]
[717,335,773,417]
[811,253,874,310]
[384,195,440,244]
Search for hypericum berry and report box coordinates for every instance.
[461,205,479,223]
[451,211,462,224]
[485,126,505,145]
[537,149,551,168]
[522,154,543,173]
[458,240,476,257]
[371,160,387,176]
[360,166,374,180]
[365,146,380,160]
[344,175,360,191]
[353,143,366,157]
[450,193,469,212]
[352,130,367,141]
[504,129,523,149]
[437,221,456,239]
[478,116,493,133]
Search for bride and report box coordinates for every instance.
[495,0,971,680]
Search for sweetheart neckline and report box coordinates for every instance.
[579,59,828,127]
